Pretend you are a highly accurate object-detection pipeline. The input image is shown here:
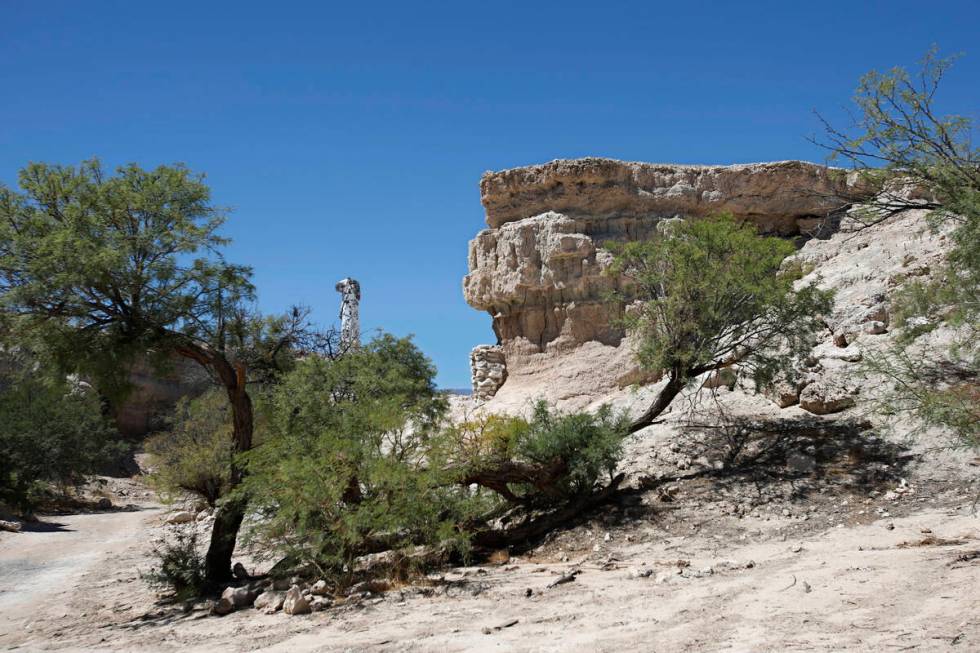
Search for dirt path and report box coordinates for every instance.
[0,506,160,650]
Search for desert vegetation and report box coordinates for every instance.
[0,44,977,652]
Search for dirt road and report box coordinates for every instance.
[0,506,160,649]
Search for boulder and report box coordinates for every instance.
[799,380,857,415]
[221,585,255,608]
[283,586,311,615]
[165,511,196,525]
[254,591,285,613]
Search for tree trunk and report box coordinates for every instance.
[628,367,685,433]
[175,342,254,585]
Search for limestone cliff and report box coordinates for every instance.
[463,157,853,406]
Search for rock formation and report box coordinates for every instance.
[470,345,507,400]
[336,277,361,350]
[463,157,853,407]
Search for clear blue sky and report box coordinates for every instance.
[2,1,978,387]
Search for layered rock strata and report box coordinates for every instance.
[463,157,853,405]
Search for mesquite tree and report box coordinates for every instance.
[0,159,301,584]
[609,215,833,433]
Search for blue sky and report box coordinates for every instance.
[2,1,978,387]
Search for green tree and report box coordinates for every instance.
[609,215,833,432]
[0,159,311,583]
[817,48,979,449]
[240,334,472,585]
[144,389,236,507]
[0,348,121,511]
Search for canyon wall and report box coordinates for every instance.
[463,157,854,408]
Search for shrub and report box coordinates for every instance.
[449,402,631,508]
[143,530,208,601]
[0,349,122,511]
[144,389,234,506]
[240,334,479,587]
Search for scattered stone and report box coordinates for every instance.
[209,597,235,616]
[0,519,22,533]
[799,379,857,415]
[629,568,653,579]
[310,580,329,596]
[165,511,196,525]
[96,497,112,510]
[283,586,311,615]
[253,591,285,613]
[863,320,887,335]
[221,585,255,608]
[310,596,332,612]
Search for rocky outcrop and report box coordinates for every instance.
[113,355,211,437]
[464,158,852,405]
[470,345,507,400]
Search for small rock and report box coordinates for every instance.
[253,591,285,612]
[310,580,329,596]
[283,586,311,615]
[310,596,332,612]
[165,511,196,525]
[221,585,255,608]
[209,598,235,616]
[629,568,653,579]
[863,321,887,335]
[96,497,112,510]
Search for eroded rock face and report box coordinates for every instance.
[463,158,853,407]
[113,355,211,437]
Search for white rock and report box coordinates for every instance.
[254,591,285,613]
[165,511,196,525]
[283,586,311,615]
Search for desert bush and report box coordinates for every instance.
[240,334,480,586]
[0,349,122,511]
[819,48,979,451]
[608,214,833,432]
[145,389,235,506]
[449,402,630,507]
[143,530,208,601]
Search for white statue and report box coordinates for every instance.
[335,278,361,349]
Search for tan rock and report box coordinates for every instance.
[283,586,311,615]
[799,380,857,415]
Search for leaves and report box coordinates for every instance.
[609,214,833,391]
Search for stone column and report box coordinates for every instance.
[335,278,361,349]
[470,344,507,400]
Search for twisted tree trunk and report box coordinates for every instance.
[175,341,254,585]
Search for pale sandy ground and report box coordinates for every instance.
[1,474,977,652]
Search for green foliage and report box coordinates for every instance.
[143,530,208,601]
[861,346,979,450]
[822,48,980,451]
[240,334,474,586]
[446,402,630,507]
[514,402,630,503]
[609,214,834,390]
[0,349,122,510]
[0,159,254,397]
[145,389,234,506]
